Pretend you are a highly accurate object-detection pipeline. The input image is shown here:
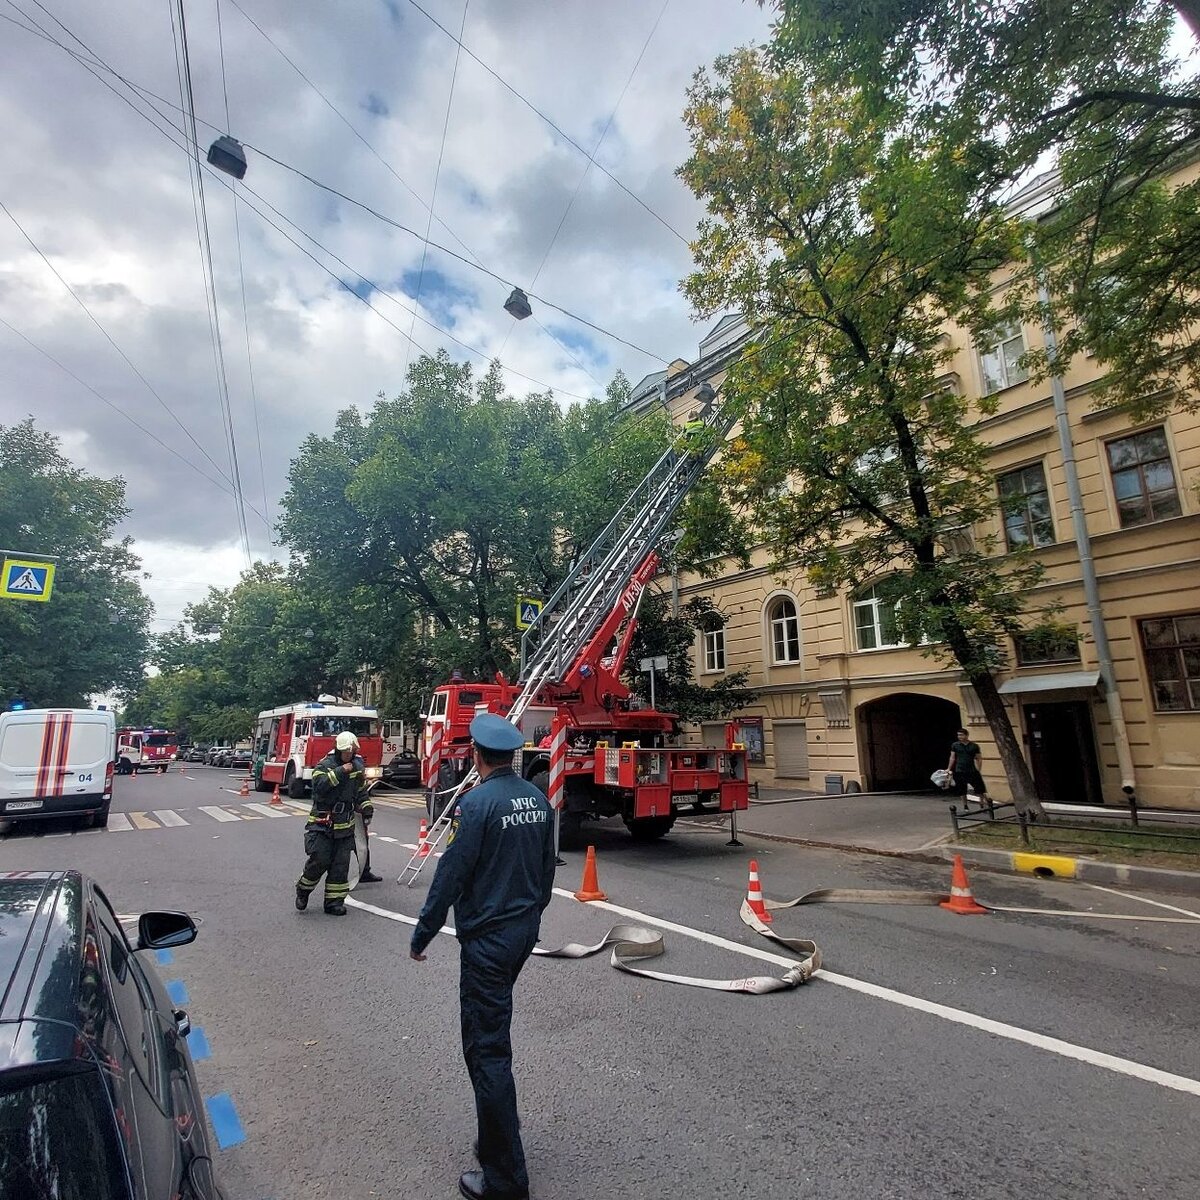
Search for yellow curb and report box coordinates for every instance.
[1012,852,1078,879]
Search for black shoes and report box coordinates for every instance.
[294,889,309,911]
[358,869,382,883]
[458,1171,527,1200]
[324,902,347,916]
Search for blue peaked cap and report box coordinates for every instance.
[470,712,524,752]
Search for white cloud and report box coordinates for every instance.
[1,0,771,626]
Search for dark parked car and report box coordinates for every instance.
[382,750,421,787]
[184,745,209,763]
[205,744,231,767]
[0,870,224,1199]
[226,743,253,771]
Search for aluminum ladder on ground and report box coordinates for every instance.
[397,404,735,886]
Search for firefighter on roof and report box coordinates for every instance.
[294,730,373,916]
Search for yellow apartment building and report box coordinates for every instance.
[629,193,1200,810]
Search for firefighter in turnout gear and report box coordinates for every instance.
[295,730,374,916]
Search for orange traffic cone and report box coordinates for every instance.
[746,859,772,924]
[940,854,988,915]
[574,845,608,902]
[416,818,431,858]
[270,782,283,807]
[238,775,250,798]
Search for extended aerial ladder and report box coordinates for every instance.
[398,389,735,885]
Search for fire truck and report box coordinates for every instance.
[417,386,750,850]
[115,727,179,775]
[253,696,384,798]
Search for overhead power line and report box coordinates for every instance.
[6,2,669,368]
[396,0,692,247]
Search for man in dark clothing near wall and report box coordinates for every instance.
[295,730,374,915]
[947,728,991,809]
[410,713,556,1200]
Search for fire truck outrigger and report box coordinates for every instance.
[253,696,384,798]
[409,383,748,879]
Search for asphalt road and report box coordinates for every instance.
[2,766,1198,1199]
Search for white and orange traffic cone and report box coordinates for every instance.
[238,775,250,798]
[270,782,283,807]
[746,859,772,924]
[416,817,431,858]
[940,854,988,915]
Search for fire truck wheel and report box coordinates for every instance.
[286,768,306,800]
[623,816,676,842]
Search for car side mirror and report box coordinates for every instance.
[137,910,198,951]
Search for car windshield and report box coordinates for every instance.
[144,734,173,747]
[0,1069,129,1199]
[309,717,379,737]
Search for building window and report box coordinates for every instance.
[767,597,800,664]
[1140,614,1200,712]
[997,462,1055,549]
[979,321,1029,394]
[1015,628,1081,666]
[1106,427,1181,527]
[701,616,726,673]
[852,585,903,651]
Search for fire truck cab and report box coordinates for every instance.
[115,728,178,775]
[254,696,384,798]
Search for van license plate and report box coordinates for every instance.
[6,800,44,811]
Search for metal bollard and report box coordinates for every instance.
[949,804,960,836]
[1125,788,1139,827]
[1018,808,1030,845]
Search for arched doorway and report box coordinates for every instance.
[857,693,961,791]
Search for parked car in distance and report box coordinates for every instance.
[382,749,421,787]
[205,744,231,766]
[227,741,253,770]
[184,744,209,763]
[0,870,225,1199]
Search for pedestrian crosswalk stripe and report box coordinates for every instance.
[152,809,189,827]
[243,802,288,819]
[198,805,240,823]
[128,811,159,830]
[107,812,133,832]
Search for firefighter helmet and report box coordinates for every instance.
[335,731,359,752]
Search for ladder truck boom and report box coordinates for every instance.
[402,395,749,885]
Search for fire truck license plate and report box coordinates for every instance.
[675,793,698,804]
[6,800,44,811]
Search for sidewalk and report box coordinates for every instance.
[692,786,1200,896]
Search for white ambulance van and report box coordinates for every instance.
[0,708,116,828]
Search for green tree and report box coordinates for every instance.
[764,0,1200,414]
[278,352,670,694]
[625,594,757,722]
[678,48,1052,813]
[0,419,150,706]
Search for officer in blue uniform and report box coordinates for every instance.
[410,713,556,1200]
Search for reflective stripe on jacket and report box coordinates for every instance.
[307,752,368,838]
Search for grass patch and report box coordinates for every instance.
[956,818,1200,871]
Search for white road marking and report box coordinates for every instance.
[244,802,289,819]
[199,806,240,823]
[152,810,189,827]
[106,812,133,832]
[346,896,453,936]
[544,888,1200,1099]
[1084,883,1200,921]
[127,811,160,830]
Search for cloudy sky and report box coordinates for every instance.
[0,0,772,631]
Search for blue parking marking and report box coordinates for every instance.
[155,948,174,966]
[166,979,189,1005]
[205,1093,246,1150]
[188,1026,212,1061]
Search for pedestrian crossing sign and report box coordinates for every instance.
[516,596,543,630]
[1,557,55,602]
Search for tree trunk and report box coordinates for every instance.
[1174,0,1200,43]
[970,669,1046,820]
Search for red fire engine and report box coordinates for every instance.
[254,696,384,798]
[418,388,749,849]
[115,728,179,775]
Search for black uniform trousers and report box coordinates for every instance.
[297,828,354,907]
[459,912,540,1197]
